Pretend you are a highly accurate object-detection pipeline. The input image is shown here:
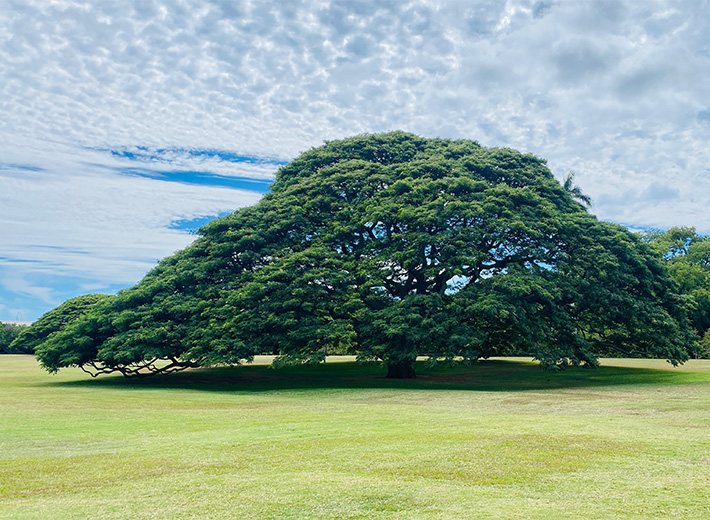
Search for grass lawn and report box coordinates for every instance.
[1,355,709,519]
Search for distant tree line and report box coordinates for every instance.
[0,322,29,354]
[641,227,710,358]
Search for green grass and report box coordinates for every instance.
[1,355,710,519]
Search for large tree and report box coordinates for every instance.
[36,133,693,377]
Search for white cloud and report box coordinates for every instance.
[0,155,263,283]
[0,274,54,305]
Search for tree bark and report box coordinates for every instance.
[386,361,416,379]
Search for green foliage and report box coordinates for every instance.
[642,227,710,357]
[700,330,710,358]
[14,294,109,357]
[0,322,29,353]
[36,132,694,377]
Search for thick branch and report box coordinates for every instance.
[79,358,202,378]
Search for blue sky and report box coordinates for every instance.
[2,0,710,321]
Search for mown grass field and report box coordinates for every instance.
[1,355,709,519]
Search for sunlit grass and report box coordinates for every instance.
[1,355,709,519]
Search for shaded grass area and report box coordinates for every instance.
[43,356,710,392]
[1,355,710,519]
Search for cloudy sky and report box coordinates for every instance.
[1,0,709,321]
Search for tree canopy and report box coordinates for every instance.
[12,294,109,356]
[36,132,694,377]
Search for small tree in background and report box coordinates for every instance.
[562,171,592,207]
[643,227,710,357]
[0,323,29,353]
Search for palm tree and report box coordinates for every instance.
[563,171,592,207]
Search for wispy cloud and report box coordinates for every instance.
[101,146,287,180]
[1,162,263,281]
[0,151,266,318]
[0,162,45,172]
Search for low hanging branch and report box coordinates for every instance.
[79,357,202,378]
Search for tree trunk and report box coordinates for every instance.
[386,361,416,379]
